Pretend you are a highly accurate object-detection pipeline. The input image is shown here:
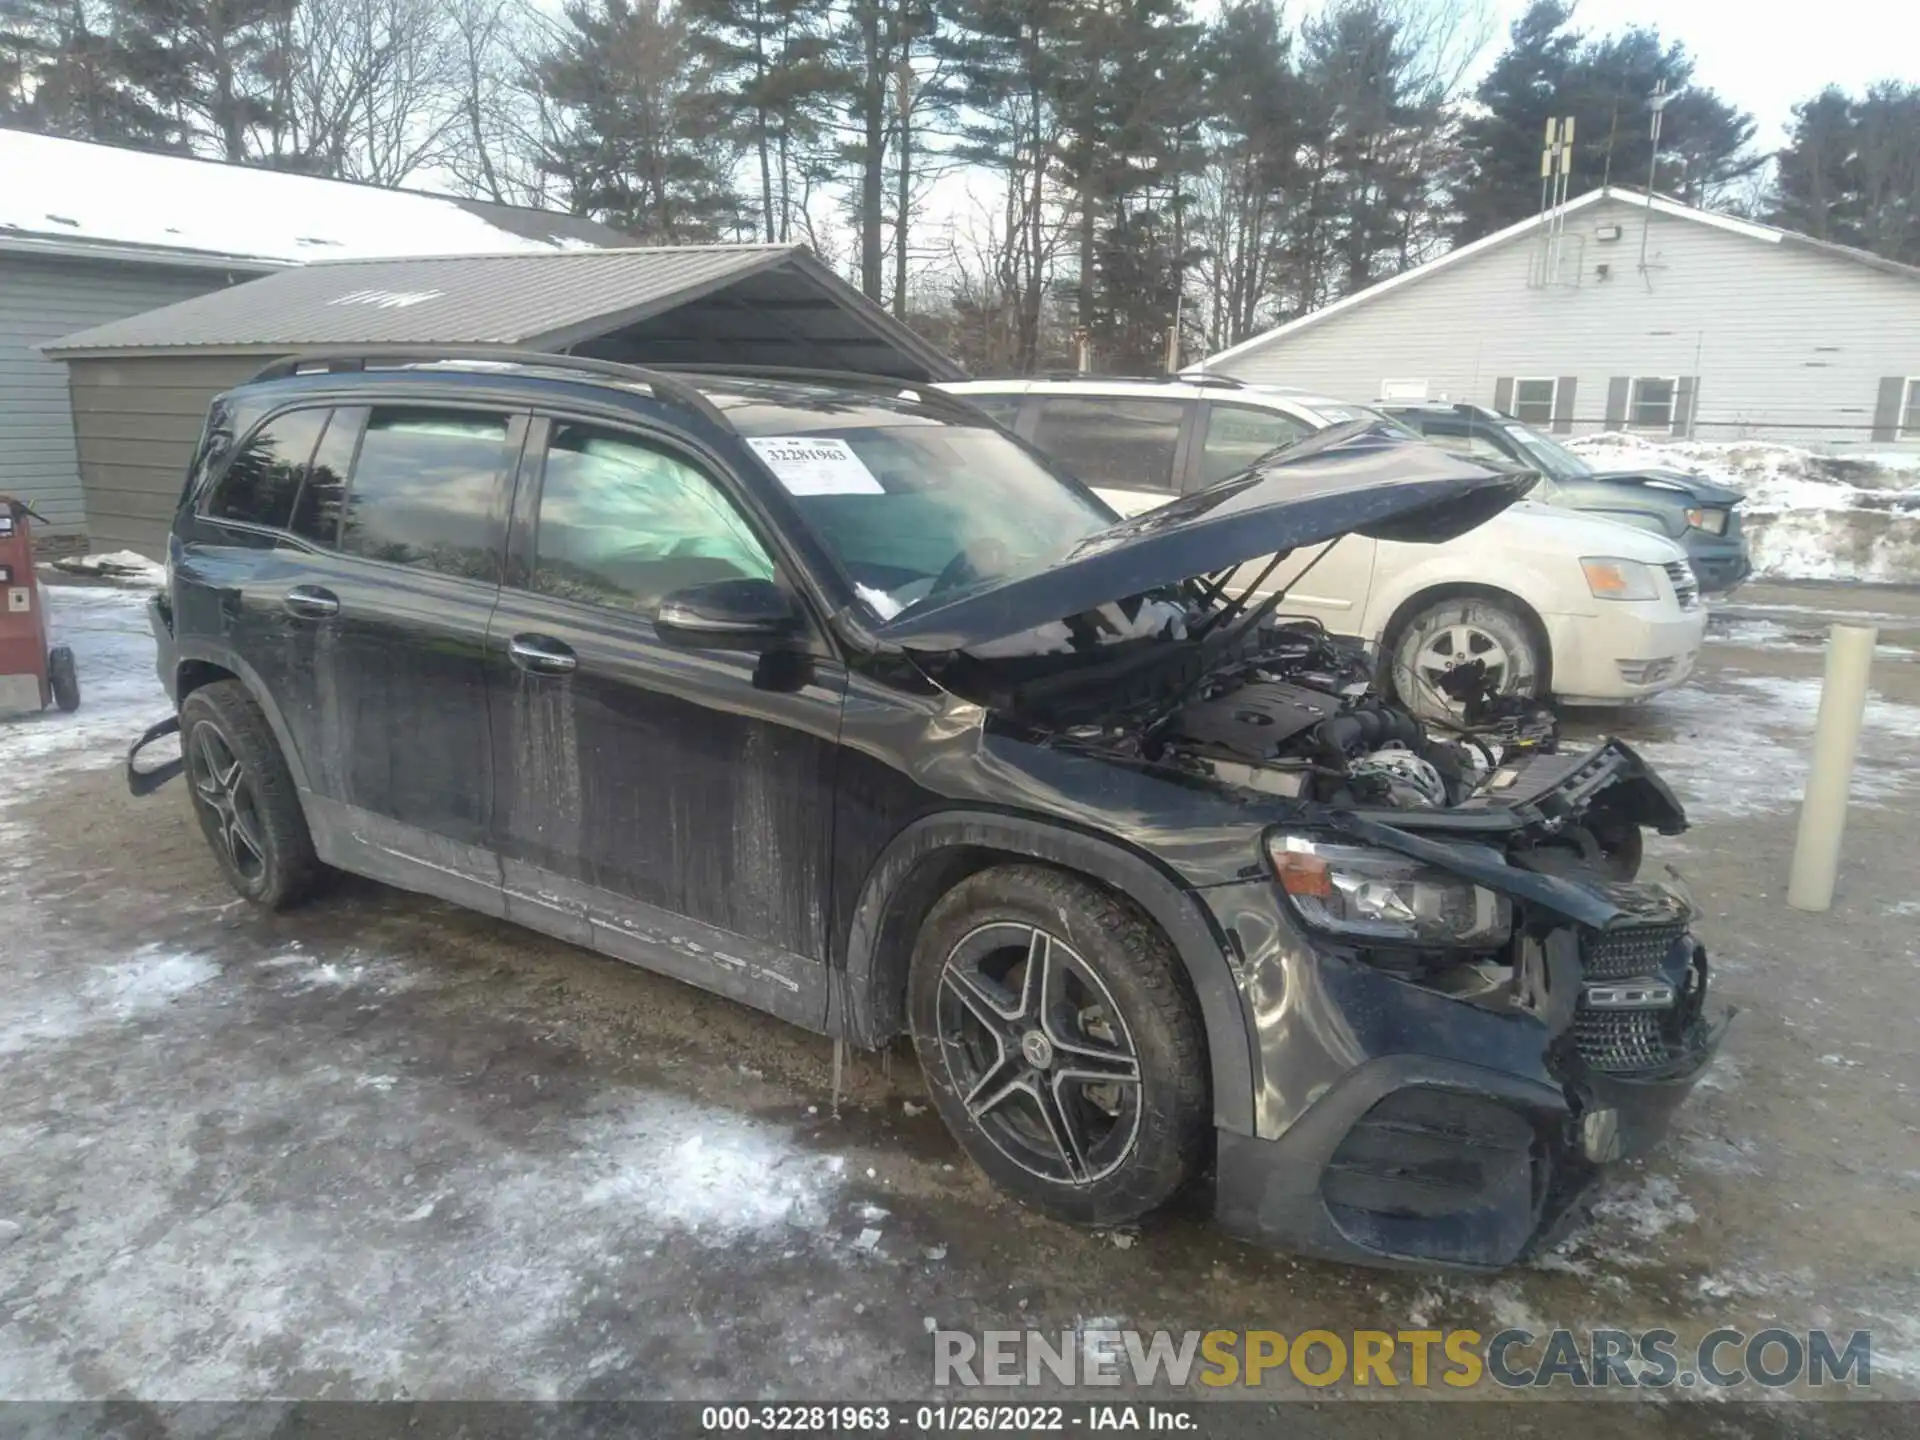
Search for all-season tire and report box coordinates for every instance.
[907,864,1209,1227]
[180,681,321,909]
[1386,592,1549,723]
[46,645,79,712]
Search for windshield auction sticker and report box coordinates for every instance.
[747,436,884,496]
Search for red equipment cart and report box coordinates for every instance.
[0,497,80,713]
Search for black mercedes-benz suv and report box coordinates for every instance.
[130,351,1729,1272]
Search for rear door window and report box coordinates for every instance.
[1030,396,1185,491]
[206,408,329,529]
[1199,403,1314,485]
[337,407,515,581]
[530,422,775,616]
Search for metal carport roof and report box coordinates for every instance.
[42,244,964,380]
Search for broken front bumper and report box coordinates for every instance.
[1202,877,1729,1272]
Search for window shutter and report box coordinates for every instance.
[1673,376,1697,436]
[1493,377,1514,414]
[1604,377,1630,430]
[1552,377,1578,433]
[1872,377,1905,442]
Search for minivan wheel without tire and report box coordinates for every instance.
[47,645,79,712]
[1388,594,1547,723]
[907,864,1209,1226]
[180,681,320,909]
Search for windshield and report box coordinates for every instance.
[1500,422,1594,479]
[725,398,1115,620]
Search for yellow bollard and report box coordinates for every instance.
[1786,623,1878,912]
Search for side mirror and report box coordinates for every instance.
[654,577,802,652]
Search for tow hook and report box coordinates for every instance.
[127,715,184,797]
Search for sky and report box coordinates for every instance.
[1491,0,1920,147]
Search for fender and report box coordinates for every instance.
[1360,509,1604,641]
[172,640,315,794]
[832,809,1259,1137]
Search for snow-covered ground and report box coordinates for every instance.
[1568,435,1920,584]
[0,585,172,778]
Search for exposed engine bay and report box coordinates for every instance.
[927,600,1673,879]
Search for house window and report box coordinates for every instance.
[1630,377,1678,430]
[1511,378,1557,427]
[1904,378,1920,438]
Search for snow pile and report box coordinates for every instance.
[47,550,167,587]
[1567,434,1920,583]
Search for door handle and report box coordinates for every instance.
[283,585,339,619]
[508,634,578,676]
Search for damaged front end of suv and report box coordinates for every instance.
[876,422,1731,1271]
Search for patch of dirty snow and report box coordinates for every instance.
[1577,671,1920,821]
[46,550,167,587]
[1886,900,1920,918]
[0,945,217,1056]
[1568,435,1920,583]
[1707,613,1917,660]
[1470,1282,1549,1336]
[1587,1174,1698,1243]
[573,1100,843,1241]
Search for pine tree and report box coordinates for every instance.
[0,0,179,146]
[681,0,839,242]
[537,0,746,240]
[1771,88,1859,244]
[115,0,293,162]
[1771,83,1920,266]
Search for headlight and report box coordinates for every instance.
[1685,506,1729,535]
[1581,556,1661,601]
[1266,836,1511,946]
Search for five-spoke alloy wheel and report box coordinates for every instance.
[179,680,321,909]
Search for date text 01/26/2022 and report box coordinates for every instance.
[699,1404,1194,1432]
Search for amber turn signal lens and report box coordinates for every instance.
[1273,849,1333,897]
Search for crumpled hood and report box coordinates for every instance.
[1586,465,1743,507]
[876,422,1532,651]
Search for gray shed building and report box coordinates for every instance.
[2,127,629,553]
[41,245,964,558]
[1194,187,1920,453]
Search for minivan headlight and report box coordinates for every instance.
[1266,835,1511,946]
[1581,556,1661,601]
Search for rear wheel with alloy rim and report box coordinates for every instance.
[908,865,1208,1225]
[180,681,321,909]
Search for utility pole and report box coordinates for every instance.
[1640,80,1675,275]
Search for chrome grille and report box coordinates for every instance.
[1573,1008,1676,1072]
[1584,922,1687,979]
[1663,560,1700,610]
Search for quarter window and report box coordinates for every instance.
[1200,404,1313,485]
[1030,396,1185,491]
[1511,379,1557,427]
[531,423,775,615]
[1903,378,1920,438]
[206,408,328,529]
[338,407,513,580]
[1630,377,1678,430]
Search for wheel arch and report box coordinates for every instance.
[831,810,1256,1137]
[1377,582,1555,700]
[173,647,313,793]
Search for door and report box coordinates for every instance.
[484,415,846,1027]
[272,401,524,914]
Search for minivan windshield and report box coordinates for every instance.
[717,389,1116,620]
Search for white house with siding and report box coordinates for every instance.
[1192,186,1920,454]
[1,129,625,553]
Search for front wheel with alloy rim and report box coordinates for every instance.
[1387,593,1548,723]
[180,681,321,909]
[907,864,1208,1226]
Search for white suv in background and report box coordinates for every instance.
[942,376,1707,717]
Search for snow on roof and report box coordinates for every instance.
[1190,186,1920,375]
[0,129,614,267]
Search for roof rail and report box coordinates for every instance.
[656,362,985,423]
[248,347,731,429]
[1020,370,1245,389]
